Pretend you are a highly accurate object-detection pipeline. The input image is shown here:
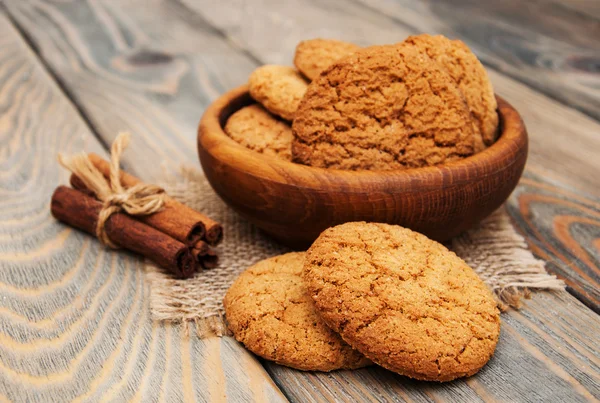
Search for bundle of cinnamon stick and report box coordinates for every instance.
[51,153,222,278]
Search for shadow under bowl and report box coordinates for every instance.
[198,85,527,249]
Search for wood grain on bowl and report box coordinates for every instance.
[198,85,528,248]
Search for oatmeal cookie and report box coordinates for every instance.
[292,44,477,170]
[248,65,308,121]
[224,252,370,371]
[225,104,293,160]
[294,38,361,81]
[404,34,498,146]
[304,222,500,381]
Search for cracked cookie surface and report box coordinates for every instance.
[223,252,370,371]
[225,104,293,160]
[404,34,498,146]
[292,44,478,171]
[304,223,500,381]
[248,65,308,121]
[294,38,361,81]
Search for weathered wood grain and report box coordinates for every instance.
[458,0,600,48]
[181,0,600,309]
[0,10,286,402]
[4,0,258,179]
[549,0,600,20]
[264,291,600,403]
[3,0,599,401]
[350,0,600,122]
[509,173,600,312]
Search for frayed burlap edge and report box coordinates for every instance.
[144,167,565,338]
[451,209,565,311]
[145,166,288,338]
[146,264,231,338]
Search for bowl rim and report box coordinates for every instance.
[198,85,527,191]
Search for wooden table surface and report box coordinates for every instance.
[0,0,599,401]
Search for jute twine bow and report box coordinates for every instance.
[58,132,167,248]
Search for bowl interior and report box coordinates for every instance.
[198,86,527,247]
[212,88,513,178]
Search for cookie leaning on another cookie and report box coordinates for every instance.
[224,252,371,372]
[294,38,361,81]
[404,34,498,147]
[292,44,478,171]
[304,222,500,381]
[248,65,308,121]
[225,104,293,160]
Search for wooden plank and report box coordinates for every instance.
[179,0,600,309]
[175,0,600,121]
[509,174,600,312]
[0,10,286,403]
[265,291,600,402]
[349,0,600,122]
[4,0,599,401]
[4,0,258,180]
[549,0,600,20]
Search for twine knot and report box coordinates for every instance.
[58,132,166,248]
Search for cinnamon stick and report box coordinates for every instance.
[201,248,219,269]
[71,174,213,265]
[191,240,210,263]
[51,186,196,278]
[88,153,222,246]
[69,174,96,197]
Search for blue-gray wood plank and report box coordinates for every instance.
[0,0,599,401]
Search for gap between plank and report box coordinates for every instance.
[0,6,111,152]
[345,0,600,125]
[171,0,265,66]
[1,5,293,399]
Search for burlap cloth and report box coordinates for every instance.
[146,167,565,338]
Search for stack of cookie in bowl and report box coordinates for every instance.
[225,34,499,171]
[224,222,500,381]
[222,35,503,381]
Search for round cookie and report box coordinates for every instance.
[292,44,478,171]
[223,252,370,371]
[248,65,308,121]
[225,104,293,160]
[294,38,361,81]
[304,222,500,381]
[404,34,498,146]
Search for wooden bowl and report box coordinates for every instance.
[198,85,527,248]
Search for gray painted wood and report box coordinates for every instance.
[1,0,599,401]
[352,0,600,122]
[0,10,286,403]
[550,0,600,20]
[263,292,600,402]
